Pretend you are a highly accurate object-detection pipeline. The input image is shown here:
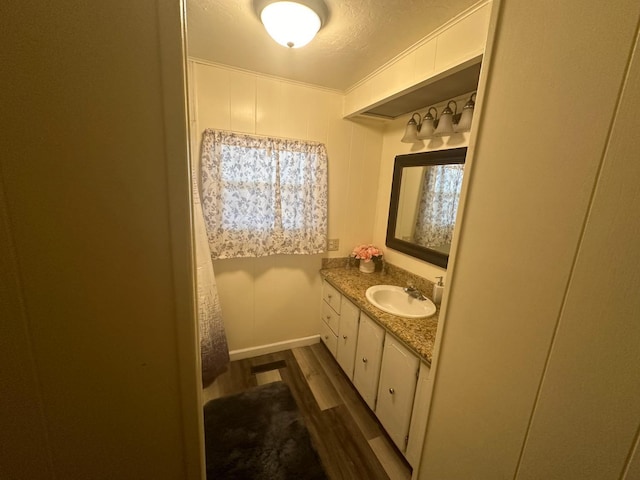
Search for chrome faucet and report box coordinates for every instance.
[403,283,427,301]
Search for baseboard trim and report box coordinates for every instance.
[228,335,321,361]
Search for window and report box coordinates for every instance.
[199,130,328,259]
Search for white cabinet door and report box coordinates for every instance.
[353,313,385,410]
[375,336,420,452]
[406,361,431,467]
[336,297,359,380]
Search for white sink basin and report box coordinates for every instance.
[365,285,436,319]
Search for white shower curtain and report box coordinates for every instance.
[192,154,229,386]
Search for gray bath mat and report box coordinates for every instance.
[204,381,328,479]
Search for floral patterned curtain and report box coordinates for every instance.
[199,130,328,259]
[413,164,464,248]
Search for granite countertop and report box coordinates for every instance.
[320,267,440,365]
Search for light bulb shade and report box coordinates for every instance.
[401,122,418,143]
[261,1,321,48]
[434,101,457,137]
[417,107,438,139]
[456,108,473,132]
[416,120,434,139]
[455,93,476,132]
[433,113,454,136]
[401,113,421,143]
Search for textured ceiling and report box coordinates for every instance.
[187,0,478,91]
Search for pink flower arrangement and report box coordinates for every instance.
[352,244,383,262]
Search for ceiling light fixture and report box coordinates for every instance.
[254,0,328,49]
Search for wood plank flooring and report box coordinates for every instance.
[203,343,412,480]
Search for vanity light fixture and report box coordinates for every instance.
[402,93,477,143]
[255,0,328,48]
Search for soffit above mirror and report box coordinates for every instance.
[342,3,490,120]
[362,61,482,119]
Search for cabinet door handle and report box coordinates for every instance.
[362,357,368,363]
[326,315,331,320]
[324,335,328,340]
[389,388,395,395]
[343,335,348,339]
[327,294,332,299]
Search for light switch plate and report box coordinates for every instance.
[327,238,339,251]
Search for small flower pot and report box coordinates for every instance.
[359,259,375,274]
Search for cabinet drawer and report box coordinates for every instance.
[322,281,341,314]
[320,318,338,358]
[321,301,340,336]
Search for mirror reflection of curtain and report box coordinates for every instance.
[413,164,464,248]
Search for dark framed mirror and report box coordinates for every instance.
[386,147,467,268]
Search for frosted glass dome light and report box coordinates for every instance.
[260,1,322,48]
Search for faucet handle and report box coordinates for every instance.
[404,282,418,295]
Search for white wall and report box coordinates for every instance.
[189,61,383,351]
[420,1,640,478]
[372,94,473,283]
[0,1,202,479]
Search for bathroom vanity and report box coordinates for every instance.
[319,267,438,468]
